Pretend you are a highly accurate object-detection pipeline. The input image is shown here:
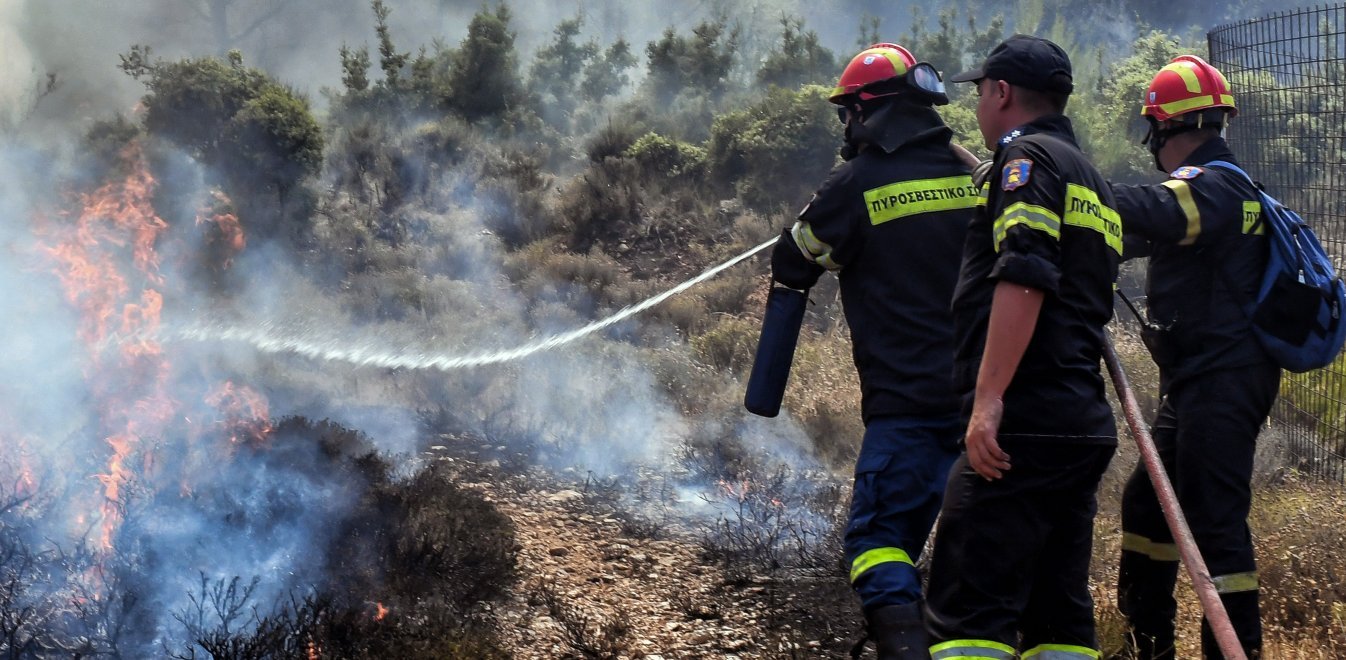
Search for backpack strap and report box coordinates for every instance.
[1203,159,1251,184]
[1195,159,1266,324]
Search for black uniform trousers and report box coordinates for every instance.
[925,437,1116,656]
[1118,359,1280,659]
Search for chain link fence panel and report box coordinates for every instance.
[1209,4,1346,482]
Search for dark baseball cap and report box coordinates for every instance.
[950,34,1074,94]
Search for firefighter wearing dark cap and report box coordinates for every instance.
[1110,55,1277,660]
[757,43,975,659]
[922,35,1120,660]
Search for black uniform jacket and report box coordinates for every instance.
[951,114,1119,440]
[771,104,975,423]
[1113,137,1271,387]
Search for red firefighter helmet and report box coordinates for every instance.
[1140,54,1238,122]
[830,43,917,104]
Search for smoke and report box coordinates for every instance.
[16,0,1301,649]
[0,143,88,493]
[0,0,925,128]
[0,2,887,647]
[0,1,36,129]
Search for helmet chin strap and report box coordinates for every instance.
[1143,113,1223,172]
[1143,121,1170,172]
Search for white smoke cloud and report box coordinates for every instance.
[0,0,892,650]
[0,0,37,129]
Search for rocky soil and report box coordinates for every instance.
[425,441,866,659]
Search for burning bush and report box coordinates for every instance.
[0,414,516,658]
[120,48,323,243]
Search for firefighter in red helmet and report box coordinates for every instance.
[1111,54,1277,660]
[757,43,975,659]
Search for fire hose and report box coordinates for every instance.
[170,236,782,370]
[166,217,1248,655]
[1101,332,1247,660]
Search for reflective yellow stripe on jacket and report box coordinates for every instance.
[1242,200,1264,235]
[1064,183,1123,255]
[790,220,840,270]
[863,175,979,225]
[1160,179,1201,245]
[993,202,1061,250]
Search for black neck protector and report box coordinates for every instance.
[1143,112,1226,172]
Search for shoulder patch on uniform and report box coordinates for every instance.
[1001,159,1032,191]
[1170,166,1204,180]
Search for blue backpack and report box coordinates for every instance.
[1206,160,1346,372]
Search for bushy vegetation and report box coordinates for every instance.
[705,85,837,211]
[120,47,323,241]
[0,418,515,658]
[32,0,1345,654]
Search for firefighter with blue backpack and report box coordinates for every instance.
[1111,55,1279,659]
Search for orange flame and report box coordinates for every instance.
[374,601,389,621]
[205,381,273,446]
[38,142,173,553]
[717,479,751,502]
[195,190,245,270]
[0,419,42,506]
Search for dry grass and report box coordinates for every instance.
[784,326,865,471]
[1090,475,1346,659]
[1099,336,1346,658]
[1253,477,1346,655]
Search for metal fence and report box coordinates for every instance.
[1209,4,1346,482]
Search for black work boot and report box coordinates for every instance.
[866,602,927,660]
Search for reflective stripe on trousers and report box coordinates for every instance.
[1121,532,1180,562]
[1021,643,1101,659]
[1211,570,1259,593]
[849,546,913,583]
[930,639,1015,659]
[930,640,1100,659]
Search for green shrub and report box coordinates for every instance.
[555,156,642,250]
[124,49,322,238]
[755,17,836,90]
[81,114,141,178]
[706,85,838,212]
[642,20,739,108]
[626,132,707,184]
[1076,30,1197,184]
[446,5,525,123]
[690,317,760,374]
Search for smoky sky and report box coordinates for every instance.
[5,0,1285,135]
[12,0,841,127]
